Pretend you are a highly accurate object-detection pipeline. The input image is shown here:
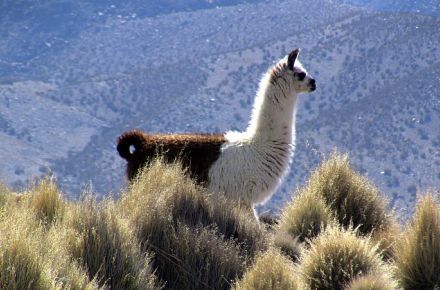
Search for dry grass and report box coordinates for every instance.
[305,154,393,236]
[0,208,51,290]
[278,188,334,243]
[0,195,97,290]
[0,152,438,290]
[369,221,401,261]
[118,159,267,290]
[63,198,159,290]
[273,231,302,262]
[299,226,388,290]
[28,178,65,224]
[395,193,440,289]
[235,249,301,290]
[345,273,397,290]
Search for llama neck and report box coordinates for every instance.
[246,74,298,142]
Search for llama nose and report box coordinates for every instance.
[309,79,316,91]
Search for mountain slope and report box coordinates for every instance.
[0,0,438,218]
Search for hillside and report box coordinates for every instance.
[339,0,440,17]
[0,0,439,217]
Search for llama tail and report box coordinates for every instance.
[117,130,146,161]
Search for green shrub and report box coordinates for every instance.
[345,273,396,290]
[300,226,388,290]
[119,159,267,290]
[395,193,440,289]
[64,198,158,290]
[235,249,301,290]
[304,153,394,237]
[278,189,334,243]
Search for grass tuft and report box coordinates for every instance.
[278,189,334,243]
[63,198,159,290]
[0,203,53,289]
[235,249,301,290]
[0,235,49,289]
[28,177,65,224]
[299,226,388,290]
[119,159,267,290]
[395,192,440,289]
[0,152,438,290]
[345,273,396,290]
[273,231,302,262]
[304,153,394,238]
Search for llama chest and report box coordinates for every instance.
[207,138,294,206]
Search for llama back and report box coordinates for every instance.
[117,130,227,183]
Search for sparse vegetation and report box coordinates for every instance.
[305,153,393,236]
[278,188,334,243]
[395,193,440,289]
[273,231,302,262]
[235,249,301,290]
[0,154,437,289]
[345,273,396,290]
[299,226,391,290]
[118,159,266,290]
[28,177,65,225]
[301,153,400,260]
[63,198,158,290]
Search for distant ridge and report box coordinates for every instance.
[0,0,438,219]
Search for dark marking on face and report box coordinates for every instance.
[297,72,306,81]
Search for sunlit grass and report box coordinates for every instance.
[299,226,391,290]
[0,153,436,289]
[235,249,301,290]
[278,188,334,243]
[395,192,440,289]
[118,159,266,290]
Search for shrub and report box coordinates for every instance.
[63,198,159,290]
[345,273,396,290]
[304,153,393,237]
[235,249,301,290]
[395,193,440,289]
[278,189,334,243]
[299,226,388,290]
[118,159,267,290]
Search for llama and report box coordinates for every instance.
[117,48,316,214]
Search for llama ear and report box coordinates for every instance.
[287,48,301,70]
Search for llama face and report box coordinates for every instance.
[286,49,316,93]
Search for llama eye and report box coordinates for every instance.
[297,72,306,81]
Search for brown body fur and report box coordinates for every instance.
[117,130,226,183]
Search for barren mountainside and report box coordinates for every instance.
[0,0,439,218]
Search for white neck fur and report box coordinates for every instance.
[208,60,301,209]
[245,67,299,144]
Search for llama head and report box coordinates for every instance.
[275,48,316,93]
